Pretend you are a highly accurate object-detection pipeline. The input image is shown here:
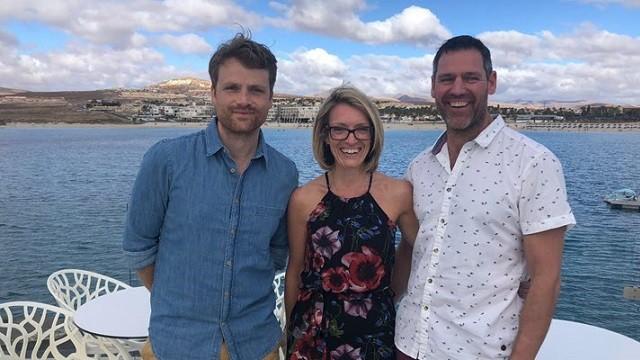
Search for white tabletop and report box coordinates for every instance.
[537,319,640,359]
[73,286,150,339]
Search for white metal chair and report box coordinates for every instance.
[0,301,129,359]
[46,269,140,359]
[272,272,286,360]
[47,269,130,312]
[272,272,286,330]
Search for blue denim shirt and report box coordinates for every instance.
[123,119,298,360]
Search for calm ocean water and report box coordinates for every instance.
[1,126,638,341]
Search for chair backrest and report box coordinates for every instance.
[0,301,80,359]
[272,272,286,329]
[0,301,132,360]
[273,271,285,299]
[47,269,130,311]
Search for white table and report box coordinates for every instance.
[73,286,150,339]
[537,319,640,359]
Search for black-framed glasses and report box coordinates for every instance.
[328,126,372,140]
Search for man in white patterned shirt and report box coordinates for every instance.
[393,35,576,360]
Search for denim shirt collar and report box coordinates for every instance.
[204,117,269,166]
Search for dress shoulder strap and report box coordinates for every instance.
[324,172,331,191]
[366,172,373,192]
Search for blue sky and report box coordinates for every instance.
[1,0,639,104]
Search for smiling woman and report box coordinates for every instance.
[283,85,419,360]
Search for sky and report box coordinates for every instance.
[1,0,640,104]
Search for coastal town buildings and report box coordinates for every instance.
[0,78,639,126]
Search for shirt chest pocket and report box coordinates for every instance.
[236,204,286,253]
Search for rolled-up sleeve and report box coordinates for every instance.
[123,140,171,270]
[519,151,576,235]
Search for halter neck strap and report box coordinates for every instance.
[324,172,373,193]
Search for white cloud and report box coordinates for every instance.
[477,31,542,68]
[0,28,18,47]
[160,0,261,31]
[269,1,450,46]
[276,47,431,98]
[0,42,189,91]
[0,0,261,48]
[158,33,212,54]
[497,62,640,105]
[1,1,640,104]
[577,0,640,7]
[345,54,431,97]
[477,25,640,104]
[272,25,640,104]
[542,24,640,66]
[277,48,347,95]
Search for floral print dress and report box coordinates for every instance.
[287,172,397,360]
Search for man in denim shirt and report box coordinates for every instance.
[123,33,298,360]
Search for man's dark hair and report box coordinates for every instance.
[208,32,277,95]
[432,35,493,79]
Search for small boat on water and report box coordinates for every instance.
[603,188,640,211]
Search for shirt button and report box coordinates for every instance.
[427,278,433,283]
[423,305,429,311]
[446,187,452,192]
[433,248,439,254]
[224,291,229,298]
[225,260,232,267]
[230,168,236,174]
[440,218,445,223]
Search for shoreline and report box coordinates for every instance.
[2,121,640,133]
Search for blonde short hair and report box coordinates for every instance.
[312,85,384,172]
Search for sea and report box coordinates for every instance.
[1,125,638,341]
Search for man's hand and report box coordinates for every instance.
[518,279,531,299]
[510,227,565,360]
[137,265,155,290]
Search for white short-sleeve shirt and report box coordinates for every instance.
[395,116,576,359]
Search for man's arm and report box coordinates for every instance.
[284,188,308,322]
[269,215,289,271]
[123,141,170,283]
[390,181,419,301]
[392,236,414,301]
[137,264,155,290]
[270,168,299,271]
[510,226,565,360]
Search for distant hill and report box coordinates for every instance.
[0,87,27,95]
[148,78,301,99]
[148,77,211,93]
[505,98,592,109]
[396,95,432,105]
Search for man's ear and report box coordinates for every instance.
[488,71,497,95]
[430,76,436,99]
